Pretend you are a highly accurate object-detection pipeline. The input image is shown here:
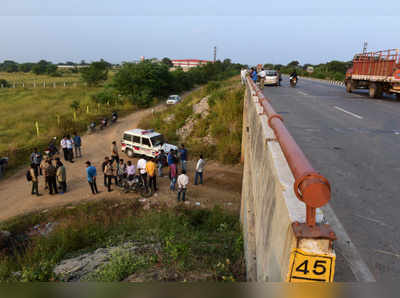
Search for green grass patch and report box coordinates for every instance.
[0,199,244,282]
[140,76,244,164]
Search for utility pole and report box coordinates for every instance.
[213,46,217,63]
[363,41,368,53]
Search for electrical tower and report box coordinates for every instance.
[213,46,217,62]
[363,41,368,53]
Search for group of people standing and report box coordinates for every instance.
[60,133,82,163]
[85,142,206,203]
[240,67,282,87]
[27,133,82,196]
[28,153,67,196]
[28,135,206,204]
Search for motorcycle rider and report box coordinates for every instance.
[111,111,118,124]
[290,70,298,82]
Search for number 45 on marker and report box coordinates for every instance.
[288,249,336,282]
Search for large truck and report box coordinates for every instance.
[345,49,400,99]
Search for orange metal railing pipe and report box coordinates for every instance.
[247,77,331,226]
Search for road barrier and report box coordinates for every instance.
[240,77,336,282]
[299,76,345,87]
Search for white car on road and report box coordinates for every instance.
[264,70,279,86]
[166,95,181,105]
[121,129,177,159]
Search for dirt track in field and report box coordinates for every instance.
[0,100,242,222]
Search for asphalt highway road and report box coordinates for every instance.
[262,78,400,281]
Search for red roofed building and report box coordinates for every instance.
[171,59,212,71]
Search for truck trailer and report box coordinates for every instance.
[345,49,400,99]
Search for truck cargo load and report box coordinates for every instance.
[345,49,400,99]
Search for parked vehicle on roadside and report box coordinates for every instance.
[121,129,177,159]
[264,70,279,86]
[345,49,400,99]
[166,95,181,105]
[120,174,152,197]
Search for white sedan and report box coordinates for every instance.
[166,95,181,105]
[264,70,279,86]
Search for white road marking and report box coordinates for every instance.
[354,214,387,227]
[321,204,376,281]
[375,249,400,259]
[334,106,363,119]
[298,91,309,96]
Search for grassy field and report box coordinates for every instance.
[0,72,80,84]
[0,199,244,282]
[0,84,136,169]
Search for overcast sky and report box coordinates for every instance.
[1,0,400,65]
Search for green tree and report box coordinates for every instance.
[113,61,172,107]
[161,57,173,67]
[19,63,34,72]
[287,60,300,68]
[0,60,18,72]
[81,61,109,86]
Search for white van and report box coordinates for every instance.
[121,129,177,158]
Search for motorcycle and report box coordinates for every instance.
[120,175,153,197]
[100,118,108,130]
[290,76,297,87]
[88,122,96,134]
[111,112,118,125]
[44,137,58,157]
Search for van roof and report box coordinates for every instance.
[124,129,160,138]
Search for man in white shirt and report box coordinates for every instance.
[177,169,189,202]
[194,154,205,185]
[240,68,247,85]
[258,68,266,89]
[66,135,74,163]
[60,136,68,161]
[137,158,148,191]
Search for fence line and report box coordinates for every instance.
[0,81,86,89]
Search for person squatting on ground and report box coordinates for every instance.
[179,144,188,173]
[86,161,99,195]
[137,157,148,191]
[28,163,41,196]
[111,141,119,165]
[146,158,157,192]
[177,169,189,202]
[117,159,127,186]
[73,132,82,158]
[126,160,136,180]
[56,159,67,194]
[169,161,177,191]
[104,160,116,192]
[195,154,205,185]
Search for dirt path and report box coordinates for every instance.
[0,102,242,222]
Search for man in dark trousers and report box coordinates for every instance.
[86,161,99,195]
[46,160,58,195]
[102,156,110,186]
[60,136,68,161]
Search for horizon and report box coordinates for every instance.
[1,1,400,66]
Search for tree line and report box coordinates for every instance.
[263,59,352,81]
[89,58,243,107]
